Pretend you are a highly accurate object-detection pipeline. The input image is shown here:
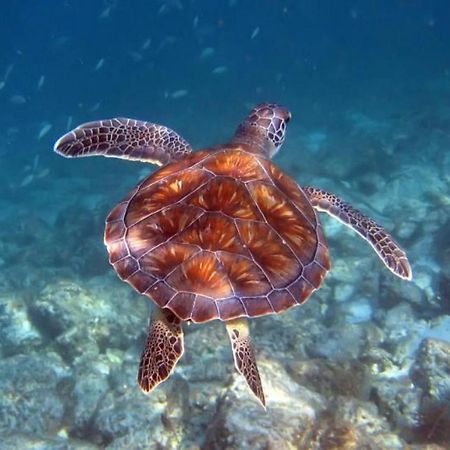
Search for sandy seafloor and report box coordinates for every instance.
[1,1,450,449]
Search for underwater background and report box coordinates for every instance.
[1,0,450,448]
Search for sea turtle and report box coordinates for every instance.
[54,103,412,407]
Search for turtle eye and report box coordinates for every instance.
[274,106,291,124]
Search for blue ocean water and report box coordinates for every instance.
[1,1,450,448]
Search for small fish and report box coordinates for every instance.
[66,115,73,131]
[38,123,52,140]
[37,75,45,90]
[32,154,40,171]
[170,89,188,99]
[7,126,19,137]
[141,37,151,50]
[250,27,260,40]
[157,4,168,15]
[0,81,5,90]
[129,51,143,62]
[426,16,436,27]
[36,168,50,179]
[52,35,69,49]
[158,36,177,51]
[341,180,351,189]
[193,15,199,28]
[211,65,228,75]
[200,47,215,59]
[94,58,105,71]
[89,102,101,112]
[99,6,111,19]
[10,94,27,105]
[4,63,14,81]
[19,174,34,188]
[173,0,183,10]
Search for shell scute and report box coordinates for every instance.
[268,290,296,312]
[191,295,219,323]
[247,181,318,264]
[113,256,139,281]
[107,201,128,222]
[202,149,266,181]
[216,297,247,320]
[104,220,126,243]
[241,296,273,317]
[140,243,198,279]
[140,150,210,188]
[316,240,331,272]
[260,159,316,224]
[236,220,301,288]
[127,205,202,258]
[126,270,157,294]
[126,168,211,226]
[288,278,314,304]
[147,281,176,307]
[303,261,327,289]
[106,238,128,264]
[185,176,262,220]
[166,252,233,298]
[174,213,244,253]
[217,251,271,296]
[167,293,195,320]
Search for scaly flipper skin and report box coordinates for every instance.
[138,308,184,393]
[54,118,192,165]
[304,186,412,281]
[225,318,266,408]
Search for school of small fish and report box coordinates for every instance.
[0,0,276,158]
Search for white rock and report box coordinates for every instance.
[335,284,355,303]
[346,298,373,323]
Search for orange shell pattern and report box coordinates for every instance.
[105,145,330,323]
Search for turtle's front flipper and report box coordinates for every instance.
[138,308,184,393]
[54,118,192,165]
[304,186,412,281]
[225,318,266,408]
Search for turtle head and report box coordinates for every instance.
[231,103,291,158]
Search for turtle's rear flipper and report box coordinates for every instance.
[138,308,184,393]
[54,118,192,165]
[304,186,412,281]
[226,318,266,408]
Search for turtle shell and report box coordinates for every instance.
[104,145,330,323]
